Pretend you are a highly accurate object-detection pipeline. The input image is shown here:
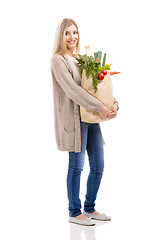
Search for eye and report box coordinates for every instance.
[74,31,78,34]
[65,32,69,36]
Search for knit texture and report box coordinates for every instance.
[50,54,104,152]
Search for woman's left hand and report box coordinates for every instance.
[110,104,118,118]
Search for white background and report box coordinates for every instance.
[0,0,160,239]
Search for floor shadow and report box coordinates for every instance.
[68,220,110,240]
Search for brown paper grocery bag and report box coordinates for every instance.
[80,70,114,123]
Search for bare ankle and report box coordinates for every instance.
[75,214,88,220]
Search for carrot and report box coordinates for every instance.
[110,71,120,76]
[96,57,98,63]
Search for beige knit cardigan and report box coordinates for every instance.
[50,54,113,152]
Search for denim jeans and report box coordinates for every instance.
[67,120,104,217]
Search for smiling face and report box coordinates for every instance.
[64,24,79,52]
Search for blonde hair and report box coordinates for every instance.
[52,18,80,56]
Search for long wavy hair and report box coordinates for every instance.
[52,18,80,56]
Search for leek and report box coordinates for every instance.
[102,53,106,67]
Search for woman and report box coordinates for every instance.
[50,18,118,226]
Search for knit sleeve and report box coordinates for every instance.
[51,55,104,113]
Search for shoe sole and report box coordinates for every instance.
[69,219,95,226]
[90,217,111,221]
[69,221,95,226]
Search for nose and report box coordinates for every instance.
[70,32,75,39]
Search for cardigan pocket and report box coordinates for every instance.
[63,117,74,132]
[63,130,75,147]
[60,108,75,132]
[59,105,75,132]
[63,106,75,132]
[60,95,75,132]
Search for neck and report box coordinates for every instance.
[67,48,75,57]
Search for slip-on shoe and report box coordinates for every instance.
[69,216,95,226]
[83,211,111,221]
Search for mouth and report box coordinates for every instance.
[67,40,77,44]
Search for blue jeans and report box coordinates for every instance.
[67,120,104,217]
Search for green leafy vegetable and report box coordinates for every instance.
[99,64,111,71]
[76,54,100,92]
[76,52,111,93]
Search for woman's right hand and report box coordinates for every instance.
[99,105,111,120]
